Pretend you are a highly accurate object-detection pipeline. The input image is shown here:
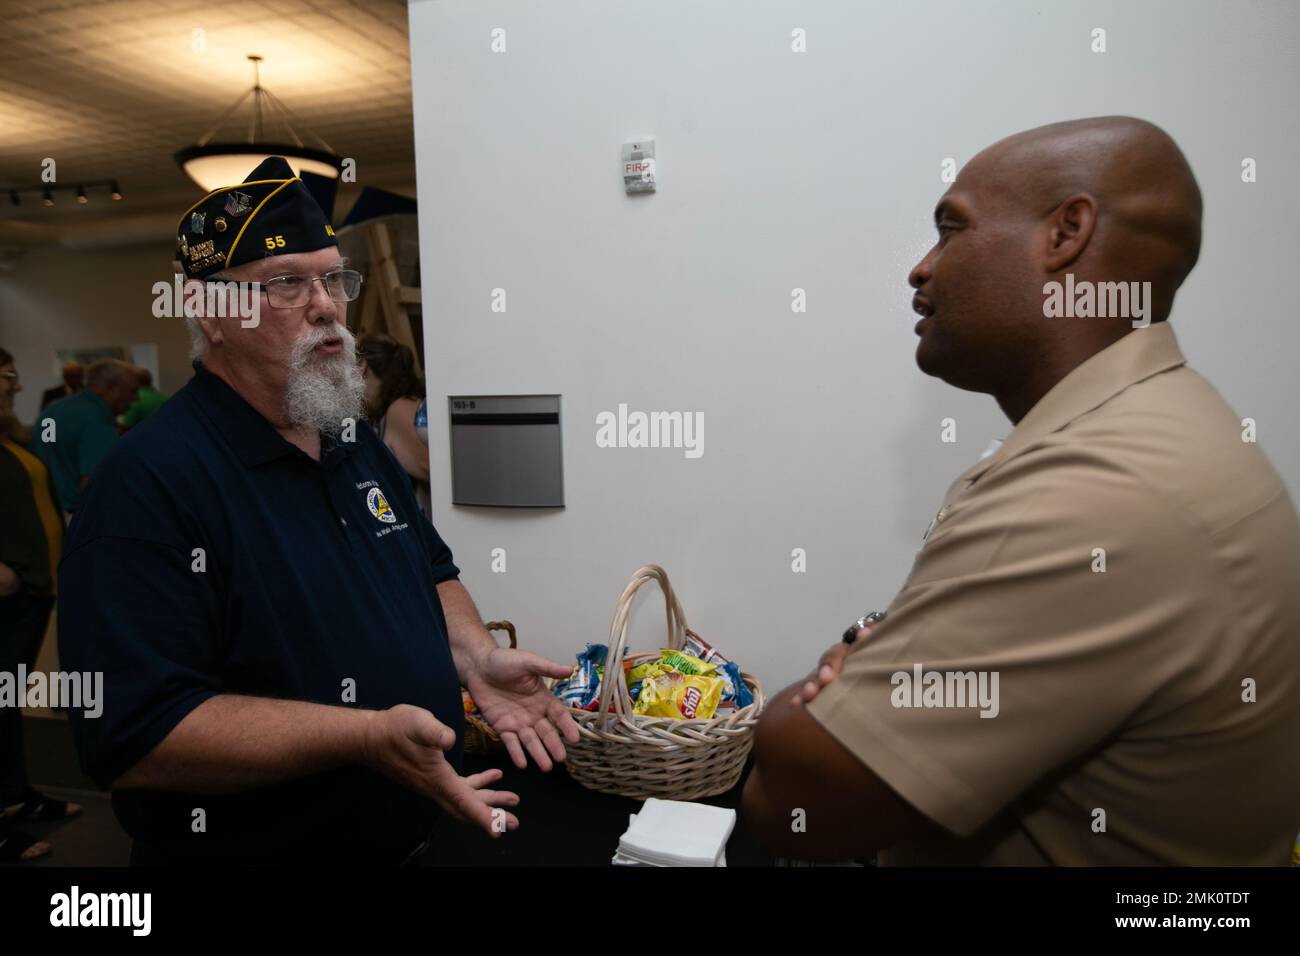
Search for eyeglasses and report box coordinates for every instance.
[259,269,364,309]
[0,371,18,382]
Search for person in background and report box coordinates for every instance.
[357,333,432,519]
[118,367,167,431]
[33,358,138,513]
[39,361,83,411]
[0,347,79,864]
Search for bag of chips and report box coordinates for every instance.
[683,629,730,666]
[633,668,724,720]
[656,649,717,677]
[626,660,667,703]
[553,644,608,711]
[714,661,753,710]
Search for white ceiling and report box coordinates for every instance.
[0,0,417,242]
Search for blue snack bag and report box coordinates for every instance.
[717,661,753,709]
[554,644,608,711]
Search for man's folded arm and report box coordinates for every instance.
[749,448,1222,858]
[742,684,930,860]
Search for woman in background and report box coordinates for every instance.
[356,333,432,519]
[0,347,79,863]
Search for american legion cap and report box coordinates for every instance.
[175,156,337,279]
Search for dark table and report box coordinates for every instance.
[422,753,775,866]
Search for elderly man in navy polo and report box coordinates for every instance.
[58,158,579,865]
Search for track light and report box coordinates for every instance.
[2,180,124,207]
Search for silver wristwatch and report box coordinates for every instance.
[842,610,886,644]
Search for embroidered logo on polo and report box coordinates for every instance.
[366,487,396,524]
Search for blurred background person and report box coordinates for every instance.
[34,359,138,514]
[0,347,79,864]
[118,367,167,432]
[39,361,83,412]
[357,333,432,519]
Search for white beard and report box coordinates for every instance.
[283,325,365,437]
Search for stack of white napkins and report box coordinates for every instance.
[611,798,736,867]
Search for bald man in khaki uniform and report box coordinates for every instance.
[742,117,1300,865]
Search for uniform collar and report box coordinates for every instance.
[962,322,1187,486]
[190,360,352,468]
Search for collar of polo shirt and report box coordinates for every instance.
[189,360,355,468]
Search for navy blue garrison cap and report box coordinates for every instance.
[175,156,336,279]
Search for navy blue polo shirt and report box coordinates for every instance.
[57,361,465,863]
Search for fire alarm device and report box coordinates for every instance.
[623,140,656,194]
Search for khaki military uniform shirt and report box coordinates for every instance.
[807,322,1300,865]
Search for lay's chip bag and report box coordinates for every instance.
[633,668,724,720]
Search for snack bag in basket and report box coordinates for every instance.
[656,649,717,676]
[626,660,668,703]
[683,629,730,666]
[633,668,724,720]
[680,632,752,710]
[553,644,608,711]
[714,661,753,710]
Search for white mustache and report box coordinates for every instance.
[290,324,356,368]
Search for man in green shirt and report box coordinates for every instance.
[34,358,138,513]
[119,367,167,430]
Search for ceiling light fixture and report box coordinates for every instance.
[174,54,342,192]
[0,180,125,208]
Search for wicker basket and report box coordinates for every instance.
[559,565,765,801]
[461,620,516,755]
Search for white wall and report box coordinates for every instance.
[410,0,1300,688]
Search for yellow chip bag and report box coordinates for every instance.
[656,649,717,676]
[626,661,668,686]
[633,669,724,720]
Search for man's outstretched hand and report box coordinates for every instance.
[464,648,581,771]
[364,704,520,837]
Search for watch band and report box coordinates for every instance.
[842,610,886,644]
